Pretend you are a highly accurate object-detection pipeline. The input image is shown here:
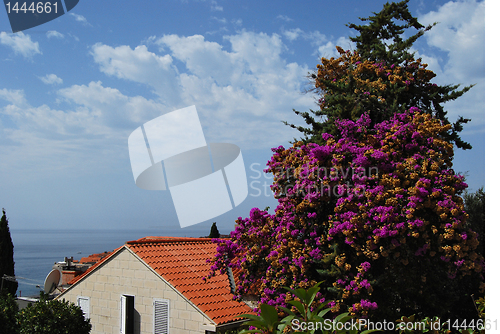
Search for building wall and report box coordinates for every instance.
[58,248,216,334]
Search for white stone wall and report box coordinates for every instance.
[58,248,216,334]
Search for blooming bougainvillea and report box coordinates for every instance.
[208,108,483,321]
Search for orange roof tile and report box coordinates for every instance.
[66,236,253,325]
[126,237,253,325]
[78,251,112,264]
[66,247,121,285]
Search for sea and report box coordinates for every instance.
[10,228,205,297]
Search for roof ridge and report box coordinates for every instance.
[126,236,213,244]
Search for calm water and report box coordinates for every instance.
[10,228,204,297]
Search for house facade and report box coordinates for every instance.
[56,237,252,334]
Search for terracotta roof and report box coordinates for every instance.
[126,237,252,325]
[66,248,121,285]
[65,236,253,325]
[78,251,112,264]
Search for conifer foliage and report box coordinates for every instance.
[285,0,473,150]
[0,209,17,296]
[209,222,221,238]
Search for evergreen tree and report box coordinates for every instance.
[209,222,220,238]
[0,209,17,295]
[464,187,485,258]
[286,0,473,149]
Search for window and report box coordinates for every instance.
[120,295,135,334]
[77,296,90,320]
[153,299,169,334]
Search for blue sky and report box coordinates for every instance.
[0,0,486,234]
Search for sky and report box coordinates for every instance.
[0,0,486,234]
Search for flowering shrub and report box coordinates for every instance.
[209,108,483,321]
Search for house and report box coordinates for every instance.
[52,252,111,288]
[56,237,253,334]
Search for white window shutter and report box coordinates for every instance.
[77,297,90,320]
[154,300,169,334]
[120,295,127,334]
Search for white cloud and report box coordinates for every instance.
[0,88,110,174]
[317,37,352,58]
[418,0,485,128]
[211,16,227,24]
[46,31,64,39]
[419,0,485,83]
[39,74,63,85]
[0,88,28,106]
[277,15,293,22]
[69,13,92,26]
[211,0,223,11]
[282,28,303,41]
[281,28,350,57]
[303,31,328,47]
[67,33,80,42]
[58,81,170,125]
[90,31,316,148]
[232,19,243,26]
[91,44,181,104]
[0,32,41,58]
[0,82,172,174]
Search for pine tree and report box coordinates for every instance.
[0,209,17,295]
[209,222,220,238]
[286,0,473,149]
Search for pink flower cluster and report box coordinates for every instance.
[208,108,483,318]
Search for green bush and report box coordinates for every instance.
[0,293,19,334]
[237,283,379,334]
[17,295,91,334]
[236,284,486,334]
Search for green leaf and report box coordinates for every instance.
[334,312,353,323]
[287,300,306,317]
[305,286,321,307]
[317,307,331,318]
[236,314,263,322]
[277,306,295,316]
[286,286,308,302]
[240,320,267,329]
[259,303,279,327]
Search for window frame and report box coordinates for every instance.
[120,294,135,334]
